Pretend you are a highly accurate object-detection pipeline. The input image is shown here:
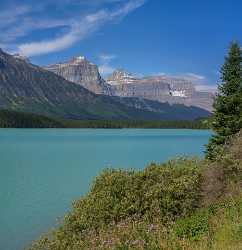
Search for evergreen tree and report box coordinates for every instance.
[206,41,242,159]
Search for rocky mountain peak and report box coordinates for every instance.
[107,69,138,85]
[45,55,112,95]
[0,48,211,120]
[113,69,135,77]
[106,69,214,111]
[44,55,214,112]
[70,55,88,64]
[13,54,31,63]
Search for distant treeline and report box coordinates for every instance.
[63,119,210,129]
[0,109,210,129]
[0,109,63,128]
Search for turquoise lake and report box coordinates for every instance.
[0,129,212,250]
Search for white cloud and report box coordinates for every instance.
[0,5,31,28]
[15,0,146,56]
[98,53,116,76]
[149,71,217,93]
[18,30,77,56]
[152,72,167,76]
[0,3,71,46]
[99,54,116,63]
[183,73,206,81]
[99,64,115,75]
[195,84,218,93]
[179,73,218,93]
[1,18,68,43]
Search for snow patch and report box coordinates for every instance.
[171,90,187,97]
[77,56,85,60]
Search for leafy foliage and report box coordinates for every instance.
[174,210,210,241]
[28,158,202,249]
[64,158,202,234]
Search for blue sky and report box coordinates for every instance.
[0,0,241,91]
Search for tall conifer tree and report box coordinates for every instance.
[206,41,242,159]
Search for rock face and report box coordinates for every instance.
[0,49,210,120]
[45,56,214,112]
[46,56,112,95]
[107,70,214,112]
[107,69,139,85]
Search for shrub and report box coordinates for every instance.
[63,158,202,234]
[174,211,209,241]
[29,158,202,249]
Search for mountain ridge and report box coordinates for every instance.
[0,49,210,120]
[45,56,214,111]
[107,69,214,112]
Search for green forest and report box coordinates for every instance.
[0,109,210,129]
[62,119,210,129]
[0,109,62,128]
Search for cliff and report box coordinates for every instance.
[45,56,112,95]
[45,58,214,112]
[107,70,214,112]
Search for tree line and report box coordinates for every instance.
[0,109,62,128]
[63,119,210,129]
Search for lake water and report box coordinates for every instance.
[0,129,212,250]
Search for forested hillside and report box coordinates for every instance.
[0,109,62,128]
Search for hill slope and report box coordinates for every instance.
[0,49,210,120]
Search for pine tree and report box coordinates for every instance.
[206,41,242,159]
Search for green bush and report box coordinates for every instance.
[174,211,209,241]
[64,158,202,234]
[29,158,202,249]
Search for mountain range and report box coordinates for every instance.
[46,57,214,112]
[107,70,214,112]
[0,49,211,120]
